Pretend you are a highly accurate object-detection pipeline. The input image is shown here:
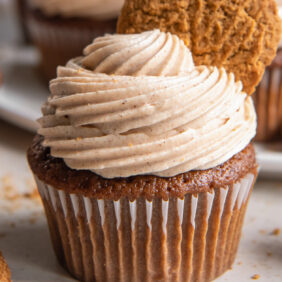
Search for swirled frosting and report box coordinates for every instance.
[38,30,256,178]
[80,30,194,75]
[28,0,124,19]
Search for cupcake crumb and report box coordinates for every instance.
[259,229,266,235]
[237,261,243,265]
[251,274,260,280]
[1,175,41,209]
[29,217,37,225]
[271,228,280,236]
[267,252,272,257]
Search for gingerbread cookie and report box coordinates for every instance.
[117,0,281,94]
[0,252,11,282]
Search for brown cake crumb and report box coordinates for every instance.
[0,175,40,202]
[251,274,260,280]
[259,229,267,235]
[0,174,41,212]
[117,0,281,95]
[271,228,280,236]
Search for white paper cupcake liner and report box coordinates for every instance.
[35,173,256,282]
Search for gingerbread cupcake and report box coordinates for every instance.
[28,30,258,282]
[25,0,124,81]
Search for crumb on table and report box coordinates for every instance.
[271,228,280,236]
[259,229,266,235]
[251,274,260,280]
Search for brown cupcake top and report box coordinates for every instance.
[28,135,257,200]
[0,252,11,282]
[117,0,281,95]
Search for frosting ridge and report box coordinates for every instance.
[81,30,194,75]
[38,30,256,178]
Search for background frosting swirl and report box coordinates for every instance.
[28,0,124,19]
[38,30,256,178]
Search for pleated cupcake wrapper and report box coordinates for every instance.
[26,12,116,80]
[254,59,282,141]
[35,173,256,282]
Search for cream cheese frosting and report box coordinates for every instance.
[28,0,124,19]
[38,30,257,178]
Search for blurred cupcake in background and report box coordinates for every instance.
[253,0,282,142]
[15,0,31,43]
[25,0,124,81]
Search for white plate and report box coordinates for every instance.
[0,46,48,132]
[255,143,282,178]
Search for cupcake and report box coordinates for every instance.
[25,0,124,81]
[28,30,258,281]
[0,252,11,282]
[253,1,282,142]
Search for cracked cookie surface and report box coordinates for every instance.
[117,0,281,94]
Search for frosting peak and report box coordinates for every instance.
[81,30,194,75]
[38,30,256,178]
